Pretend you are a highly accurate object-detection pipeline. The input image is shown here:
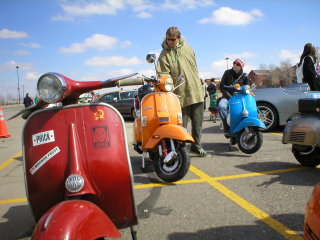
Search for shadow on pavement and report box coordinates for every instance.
[0,204,35,240]
[235,161,320,187]
[167,213,304,240]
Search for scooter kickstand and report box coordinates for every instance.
[131,226,137,240]
[141,151,146,172]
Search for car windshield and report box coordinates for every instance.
[120,91,137,100]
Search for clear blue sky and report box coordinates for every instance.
[1,0,319,98]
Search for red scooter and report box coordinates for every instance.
[10,72,140,239]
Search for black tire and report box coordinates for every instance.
[154,140,190,182]
[237,127,263,154]
[292,145,320,167]
[257,103,279,132]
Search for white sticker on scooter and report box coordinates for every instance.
[32,130,55,146]
[30,146,60,175]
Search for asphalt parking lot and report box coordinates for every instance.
[1,104,319,240]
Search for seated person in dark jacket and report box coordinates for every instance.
[218,58,250,135]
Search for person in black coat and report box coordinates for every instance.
[298,43,319,91]
[206,78,216,96]
[218,58,250,135]
[23,93,34,108]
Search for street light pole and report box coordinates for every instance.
[225,57,229,70]
[16,66,20,105]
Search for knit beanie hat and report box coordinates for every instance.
[233,58,245,69]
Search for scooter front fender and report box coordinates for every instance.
[32,200,121,240]
[282,114,320,146]
[144,124,194,150]
[232,117,265,134]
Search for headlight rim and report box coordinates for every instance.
[164,77,174,92]
[37,72,67,104]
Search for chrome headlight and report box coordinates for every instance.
[165,78,174,91]
[37,73,66,103]
[243,85,250,90]
[242,110,249,116]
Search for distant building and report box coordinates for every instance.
[249,70,273,88]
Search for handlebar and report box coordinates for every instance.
[116,77,144,87]
[142,75,159,84]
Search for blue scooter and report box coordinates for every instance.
[223,84,266,154]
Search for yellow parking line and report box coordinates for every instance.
[134,178,205,189]
[189,165,303,240]
[0,151,22,171]
[0,198,27,204]
[135,166,307,189]
[270,132,283,136]
[214,166,307,181]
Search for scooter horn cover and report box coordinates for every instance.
[32,200,121,239]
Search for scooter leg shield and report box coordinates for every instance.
[32,200,121,240]
[144,124,194,149]
[232,117,265,134]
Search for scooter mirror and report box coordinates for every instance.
[173,74,186,92]
[177,74,185,85]
[146,54,156,64]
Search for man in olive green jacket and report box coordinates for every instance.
[156,26,209,157]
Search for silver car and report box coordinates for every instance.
[253,83,320,132]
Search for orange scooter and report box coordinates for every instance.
[133,54,194,182]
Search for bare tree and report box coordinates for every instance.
[258,61,295,87]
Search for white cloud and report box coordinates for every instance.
[138,68,156,77]
[136,11,152,18]
[20,43,42,48]
[24,71,42,81]
[211,58,257,78]
[53,0,124,21]
[0,61,33,72]
[0,29,28,38]
[79,68,136,82]
[52,0,214,21]
[162,0,214,11]
[59,34,130,53]
[199,71,214,80]
[224,52,256,60]
[13,50,32,55]
[84,56,141,66]
[279,49,300,64]
[199,7,264,25]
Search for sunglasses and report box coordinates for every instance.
[233,62,241,67]
[167,38,177,41]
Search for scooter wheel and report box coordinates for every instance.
[154,142,190,182]
[237,127,263,154]
[292,145,320,167]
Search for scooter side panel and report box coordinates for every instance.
[141,93,158,149]
[282,114,320,146]
[229,94,259,133]
[23,103,137,228]
[141,93,182,150]
[304,184,320,239]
